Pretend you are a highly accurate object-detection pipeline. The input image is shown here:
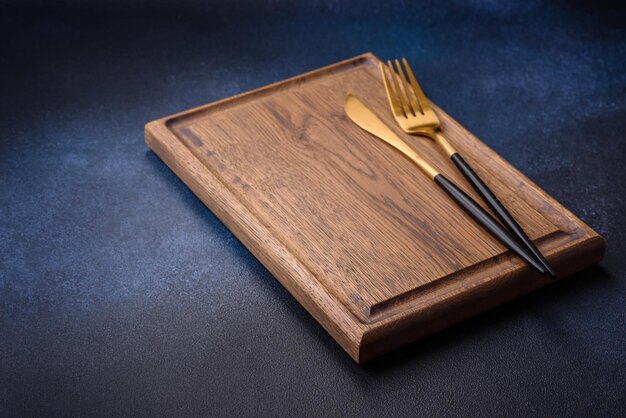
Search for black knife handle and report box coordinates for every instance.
[434,174,547,276]
[451,153,557,279]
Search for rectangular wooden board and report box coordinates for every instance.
[145,53,605,363]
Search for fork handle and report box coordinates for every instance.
[450,153,557,279]
[434,175,548,276]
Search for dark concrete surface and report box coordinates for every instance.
[1,0,625,416]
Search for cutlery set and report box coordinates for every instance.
[345,58,556,278]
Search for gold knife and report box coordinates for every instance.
[343,94,548,276]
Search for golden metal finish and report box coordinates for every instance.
[344,95,439,180]
[380,58,457,158]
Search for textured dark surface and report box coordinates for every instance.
[1,0,625,416]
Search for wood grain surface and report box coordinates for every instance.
[145,53,605,363]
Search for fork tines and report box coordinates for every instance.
[380,58,431,118]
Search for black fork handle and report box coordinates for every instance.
[450,153,557,279]
[434,174,548,276]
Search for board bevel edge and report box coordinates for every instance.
[144,52,606,363]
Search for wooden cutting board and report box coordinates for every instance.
[145,53,605,363]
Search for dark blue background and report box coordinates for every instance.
[1,1,625,416]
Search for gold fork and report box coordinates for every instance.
[380,58,556,279]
